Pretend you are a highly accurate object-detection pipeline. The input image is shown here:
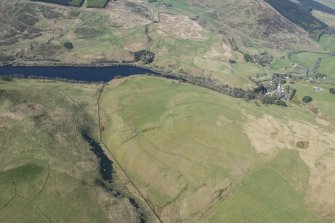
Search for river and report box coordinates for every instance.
[0,65,159,82]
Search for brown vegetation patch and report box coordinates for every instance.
[106,1,152,28]
[244,114,335,211]
[203,43,233,60]
[0,102,46,123]
[313,10,335,27]
[296,141,309,149]
[244,115,295,154]
[155,13,207,40]
[315,117,331,127]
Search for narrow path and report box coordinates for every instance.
[17,194,51,223]
[53,85,82,171]
[0,182,17,210]
[96,84,163,223]
[32,160,51,201]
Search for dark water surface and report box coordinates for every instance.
[31,0,84,6]
[81,131,146,222]
[0,65,159,82]
[81,130,113,182]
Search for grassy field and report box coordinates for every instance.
[292,82,335,126]
[86,0,109,8]
[271,56,293,71]
[0,76,334,223]
[149,0,202,14]
[100,76,257,222]
[290,51,327,68]
[319,34,335,51]
[100,76,335,222]
[0,78,149,223]
[318,56,335,79]
[209,151,310,223]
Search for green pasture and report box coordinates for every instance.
[100,76,325,222]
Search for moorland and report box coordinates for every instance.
[1,0,335,222]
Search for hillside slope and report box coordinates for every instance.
[100,76,335,223]
[0,0,323,88]
[184,0,319,50]
[0,79,154,223]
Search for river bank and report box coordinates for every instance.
[0,63,272,104]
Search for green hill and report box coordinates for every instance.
[99,76,335,222]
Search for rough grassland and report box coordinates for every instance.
[290,52,327,68]
[293,83,335,126]
[0,79,144,223]
[318,56,335,80]
[271,56,293,71]
[313,10,335,28]
[319,34,335,51]
[209,167,309,223]
[100,76,335,222]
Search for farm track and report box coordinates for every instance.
[17,192,52,223]
[141,134,235,222]
[1,181,52,223]
[53,85,82,173]
[32,160,51,201]
[0,183,17,211]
